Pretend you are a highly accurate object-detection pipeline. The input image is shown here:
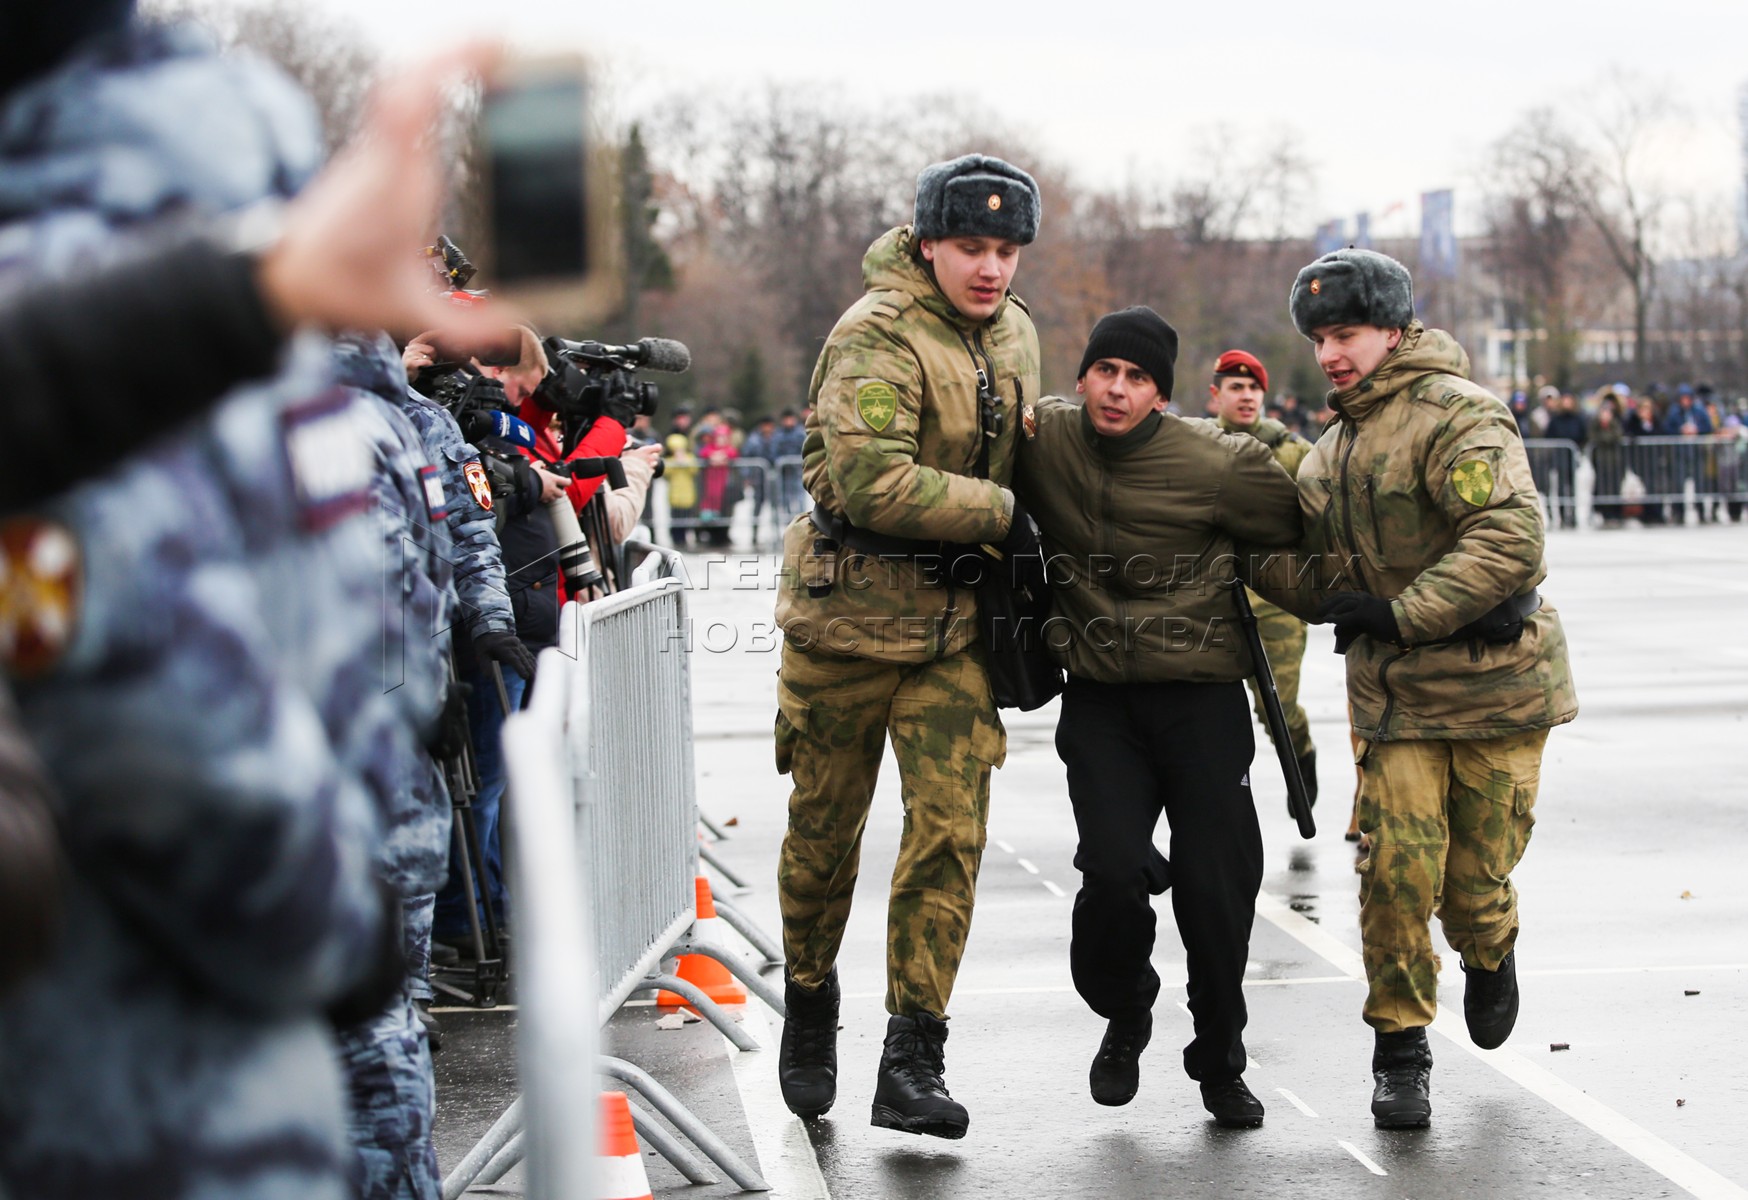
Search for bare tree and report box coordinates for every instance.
[143,0,378,152]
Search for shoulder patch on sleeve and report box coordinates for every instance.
[855,380,899,432]
[1452,459,1494,507]
[0,518,81,680]
[1022,403,1037,440]
[464,460,494,512]
[282,390,373,533]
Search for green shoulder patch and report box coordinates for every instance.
[855,380,899,432]
[1452,458,1494,507]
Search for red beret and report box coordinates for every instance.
[1213,349,1268,393]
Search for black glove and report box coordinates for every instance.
[999,497,1037,554]
[424,677,472,759]
[472,629,535,681]
[1315,592,1401,655]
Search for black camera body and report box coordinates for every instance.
[534,335,690,456]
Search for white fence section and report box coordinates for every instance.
[443,579,783,1198]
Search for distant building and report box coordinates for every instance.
[1739,81,1748,254]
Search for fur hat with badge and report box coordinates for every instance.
[913,154,1041,245]
[1289,248,1414,337]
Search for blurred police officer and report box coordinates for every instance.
[772,154,1042,1138]
[1205,349,1319,803]
[0,6,401,1196]
[1014,308,1301,1127]
[1286,249,1578,1127]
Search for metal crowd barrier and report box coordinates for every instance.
[1585,434,1748,523]
[649,455,810,551]
[1520,438,1584,529]
[442,577,784,1198]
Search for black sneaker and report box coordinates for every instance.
[870,1013,969,1139]
[1462,950,1520,1050]
[1371,1028,1433,1128]
[1199,1077,1265,1128]
[1089,1013,1152,1106]
[778,969,840,1118]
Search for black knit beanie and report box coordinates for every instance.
[1077,306,1178,399]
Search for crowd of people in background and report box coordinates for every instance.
[1222,379,1748,529]
[657,403,809,545]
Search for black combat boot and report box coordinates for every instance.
[1199,1076,1266,1128]
[1089,1012,1152,1106]
[1297,749,1319,807]
[1371,1028,1433,1128]
[778,969,840,1117]
[870,1012,969,1139]
[1462,949,1519,1050]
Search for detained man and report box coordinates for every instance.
[1013,307,1302,1126]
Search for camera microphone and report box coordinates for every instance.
[487,411,538,448]
[633,338,691,374]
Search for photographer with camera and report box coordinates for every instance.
[430,326,608,953]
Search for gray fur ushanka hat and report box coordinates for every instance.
[913,154,1041,245]
[1289,248,1414,336]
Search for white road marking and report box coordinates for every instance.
[1661,571,1748,595]
[1519,963,1748,979]
[1255,890,1748,1200]
[1338,1140,1388,1176]
[722,1001,830,1198]
[1017,858,1040,875]
[995,839,1016,854]
[1276,1087,1319,1118]
[1043,880,1067,898]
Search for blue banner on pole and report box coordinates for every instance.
[1420,189,1457,280]
[1313,218,1346,256]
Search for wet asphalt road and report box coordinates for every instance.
[437,524,1748,1198]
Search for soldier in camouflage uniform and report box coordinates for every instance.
[1282,249,1578,1129]
[0,15,395,1196]
[1205,349,1320,804]
[772,155,1042,1139]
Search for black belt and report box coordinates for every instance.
[808,506,950,560]
[1432,588,1541,646]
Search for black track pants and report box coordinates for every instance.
[1055,675,1264,1082]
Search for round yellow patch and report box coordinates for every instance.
[987,194,1002,211]
[1452,459,1495,507]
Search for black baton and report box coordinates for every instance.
[1232,583,1316,839]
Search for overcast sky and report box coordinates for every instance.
[311,0,1746,238]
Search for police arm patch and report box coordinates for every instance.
[0,518,81,679]
[855,380,899,432]
[464,460,494,512]
[1452,459,1494,507]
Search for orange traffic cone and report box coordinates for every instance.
[656,876,748,1009]
[597,1091,653,1200]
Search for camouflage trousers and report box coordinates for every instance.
[403,893,435,1004]
[775,639,1006,1017]
[1243,593,1313,761]
[336,990,439,1200]
[1354,729,1549,1032]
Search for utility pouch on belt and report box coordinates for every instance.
[802,533,838,598]
[1444,588,1541,647]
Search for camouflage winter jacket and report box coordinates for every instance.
[1216,413,1312,626]
[1219,414,1312,479]
[1017,402,1302,684]
[775,225,1040,662]
[1286,322,1578,741]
